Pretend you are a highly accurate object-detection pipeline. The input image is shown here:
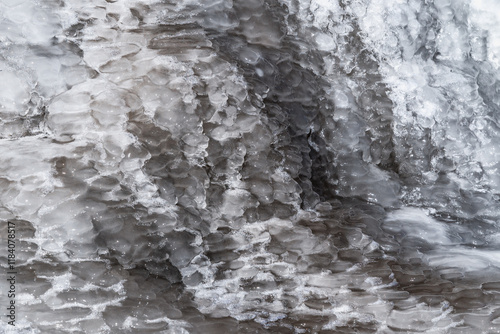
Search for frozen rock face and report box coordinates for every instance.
[1,0,500,333]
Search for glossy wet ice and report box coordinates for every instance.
[1,0,500,333]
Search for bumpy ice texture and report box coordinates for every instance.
[1,0,500,333]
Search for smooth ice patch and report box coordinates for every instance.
[384,207,451,245]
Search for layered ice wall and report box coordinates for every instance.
[1,0,500,333]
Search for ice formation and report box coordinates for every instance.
[1,0,500,333]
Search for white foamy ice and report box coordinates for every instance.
[344,0,500,217]
[470,0,500,67]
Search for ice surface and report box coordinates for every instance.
[2,0,500,333]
